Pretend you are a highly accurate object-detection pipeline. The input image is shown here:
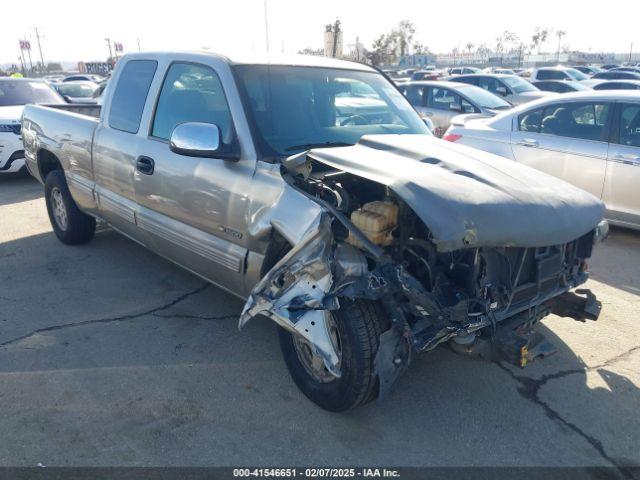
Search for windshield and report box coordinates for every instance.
[0,80,63,106]
[459,85,511,109]
[234,65,430,157]
[56,83,97,98]
[502,75,537,93]
[566,68,589,81]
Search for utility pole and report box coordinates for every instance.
[34,27,45,70]
[263,0,270,53]
[105,38,113,61]
[630,42,634,63]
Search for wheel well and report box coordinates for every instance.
[38,149,62,180]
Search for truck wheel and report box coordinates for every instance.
[45,170,96,245]
[279,299,389,412]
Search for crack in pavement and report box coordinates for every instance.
[152,313,239,322]
[496,344,640,479]
[0,283,210,349]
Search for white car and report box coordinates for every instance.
[449,74,555,105]
[530,67,590,82]
[0,78,64,174]
[444,91,640,229]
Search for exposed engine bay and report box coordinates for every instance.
[241,152,604,399]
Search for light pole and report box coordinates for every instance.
[105,38,113,61]
[556,30,566,62]
[264,0,270,53]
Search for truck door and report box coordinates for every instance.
[132,61,253,295]
[603,102,640,226]
[93,59,158,243]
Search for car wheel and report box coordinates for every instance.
[279,299,389,412]
[45,170,96,244]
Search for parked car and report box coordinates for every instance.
[592,80,640,91]
[571,65,604,76]
[444,91,640,229]
[532,80,592,93]
[612,66,640,74]
[491,68,516,75]
[397,80,511,135]
[53,81,99,104]
[600,64,620,70]
[530,67,589,82]
[410,70,444,81]
[448,66,480,75]
[592,70,640,81]
[63,74,104,83]
[43,74,66,84]
[0,78,64,174]
[449,73,554,105]
[22,52,605,411]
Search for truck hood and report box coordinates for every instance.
[0,106,24,123]
[307,134,604,252]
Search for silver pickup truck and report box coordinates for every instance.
[23,51,607,411]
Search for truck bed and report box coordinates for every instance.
[22,104,99,190]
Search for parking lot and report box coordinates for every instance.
[0,174,638,471]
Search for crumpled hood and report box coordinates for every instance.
[307,134,604,252]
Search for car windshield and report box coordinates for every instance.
[57,83,97,98]
[459,85,511,109]
[565,68,589,81]
[234,65,430,157]
[0,80,64,106]
[502,75,537,93]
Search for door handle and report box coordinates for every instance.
[518,138,539,148]
[136,156,155,175]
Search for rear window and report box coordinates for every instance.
[108,60,157,134]
[0,80,63,106]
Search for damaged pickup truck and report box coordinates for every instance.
[22,52,608,411]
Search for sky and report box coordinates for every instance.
[1,0,638,66]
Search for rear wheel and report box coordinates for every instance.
[45,170,96,245]
[279,299,389,412]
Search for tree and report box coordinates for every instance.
[465,42,475,56]
[369,20,417,65]
[531,27,550,54]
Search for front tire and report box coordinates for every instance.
[279,299,389,412]
[45,170,96,245]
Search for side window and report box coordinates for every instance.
[427,87,462,110]
[109,60,158,134]
[518,108,543,133]
[404,85,424,106]
[152,62,232,142]
[478,77,500,94]
[540,102,610,141]
[619,103,640,147]
[455,77,477,86]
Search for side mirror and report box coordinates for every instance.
[495,86,508,96]
[63,95,72,103]
[450,103,463,112]
[422,117,435,133]
[170,122,222,158]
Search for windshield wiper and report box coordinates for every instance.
[285,141,352,152]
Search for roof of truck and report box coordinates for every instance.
[121,51,375,72]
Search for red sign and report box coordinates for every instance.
[114,42,123,52]
[19,40,31,50]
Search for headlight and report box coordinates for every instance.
[593,220,609,244]
[0,124,21,135]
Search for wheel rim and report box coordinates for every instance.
[51,187,68,231]
[293,313,342,383]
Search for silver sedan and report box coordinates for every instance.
[443,91,640,229]
[397,80,512,136]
